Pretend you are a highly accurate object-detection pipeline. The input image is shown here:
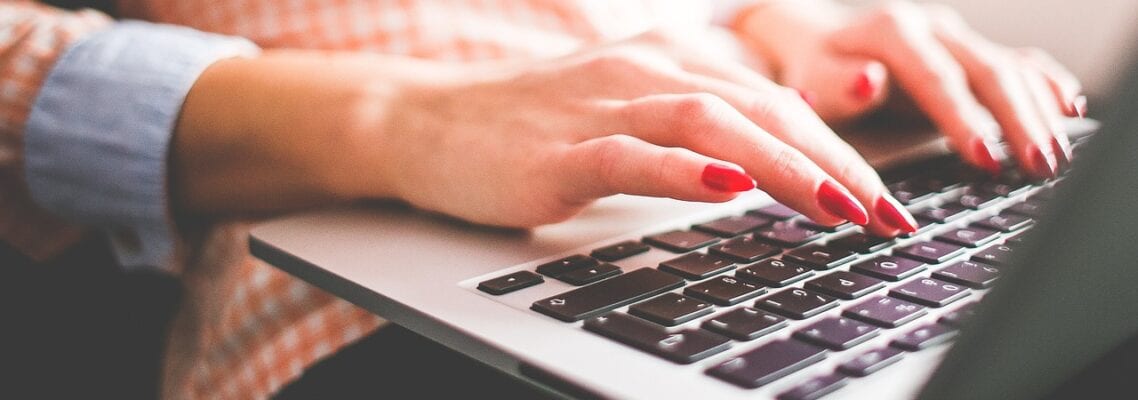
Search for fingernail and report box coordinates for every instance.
[971,138,1002,176]
[1028,144,1057,179]
[852,64,885,101]
[797,89,816,109]
[854,72,875,101]
[702,163,756,192]
[874,196,918,233]
[1051,136,1072,169]
[1072,95,1087,119]
[816,180,869,225]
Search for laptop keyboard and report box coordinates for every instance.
[473,136,1089,398]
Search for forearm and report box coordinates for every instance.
[172,51,466,216]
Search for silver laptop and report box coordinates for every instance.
[249,63,1135,399]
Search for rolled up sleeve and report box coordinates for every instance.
[24,21,259,271]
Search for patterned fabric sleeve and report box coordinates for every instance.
[0,1,111,261]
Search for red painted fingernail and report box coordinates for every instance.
[852,64,885,101]
[816,180,869,225]
[702,163,755,192]
[1073,95,1087,119]
[874,196,918,233]
[1051,136,1072,169]
[854,72,875,101]
[971,138,1002,176]
[1029,145,1057,179]
[797,89,816,108]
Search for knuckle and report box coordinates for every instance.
[767,146,803,185]
[747,88,800,128]
[669,93,729,133]
[590,135,636,190]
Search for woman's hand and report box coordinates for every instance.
[175,32,918,236]
[735,0,1083,179]
[355,31,918,235]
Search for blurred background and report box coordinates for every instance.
[886,0,1138,102]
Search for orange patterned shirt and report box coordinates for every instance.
[0,1,736,398]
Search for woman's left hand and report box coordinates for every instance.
[734,0,1084,179]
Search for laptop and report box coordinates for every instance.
[248,59,1137,399]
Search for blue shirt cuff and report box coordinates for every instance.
[24,21,259,272]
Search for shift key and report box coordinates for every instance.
[532,268,685,322]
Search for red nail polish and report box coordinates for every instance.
[816,180,869,225]
[874,196,918,233]
[1051,136,1072,169]
[1073,95,1087,119]
[1029,145,1057,179]
[702,163,755,192]
[971,139,1002,177]
[797,89,816,108]
[854,72,875,101]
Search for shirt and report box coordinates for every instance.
[0,1,756,398]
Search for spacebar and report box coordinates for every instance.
[531,268,685,322]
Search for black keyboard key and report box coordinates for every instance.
[891,324,958,351]
[1006,199,1046,218]
[795,219,852,233]
[793,317,880,350]
[702,307,787,341]
[590,240,650,262]
[758,288,839,320]
[784,245,857,270]
[889,278,971,307]
[805,271,886,300]
[643,230,720,253]
[850,256,927,281]
[707,340,827,389]
[889,179,936,205]
[829,232,893,254]
[584,313,730,364]
[899,216,938,238]
[971,243,1016,265]
[837,347,905,377]
[694,214,772,237]
[843,296,927,328]
[934,226,1000,248]
[755,221,823,247]
[974,212,1034,232]
[933,260,1000,289]
[939,302,980,327]
[980,179,1031,197]
[778,374,848,400]
[531,268,684,322]
[957,188,1002,209]
[658,252,736,280]
[477,271,544,295]
[535,254,598,278]
[915,203,969,223]
[628,293,714,326]
[895,241,966,264]
[685,276,766,306]
[709,236,780,263]
[736,258,815,287]
[749,203,800,220]
[558,262,622,286]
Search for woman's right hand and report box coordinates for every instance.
[176,31,917,236]
[355,31,918,236]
